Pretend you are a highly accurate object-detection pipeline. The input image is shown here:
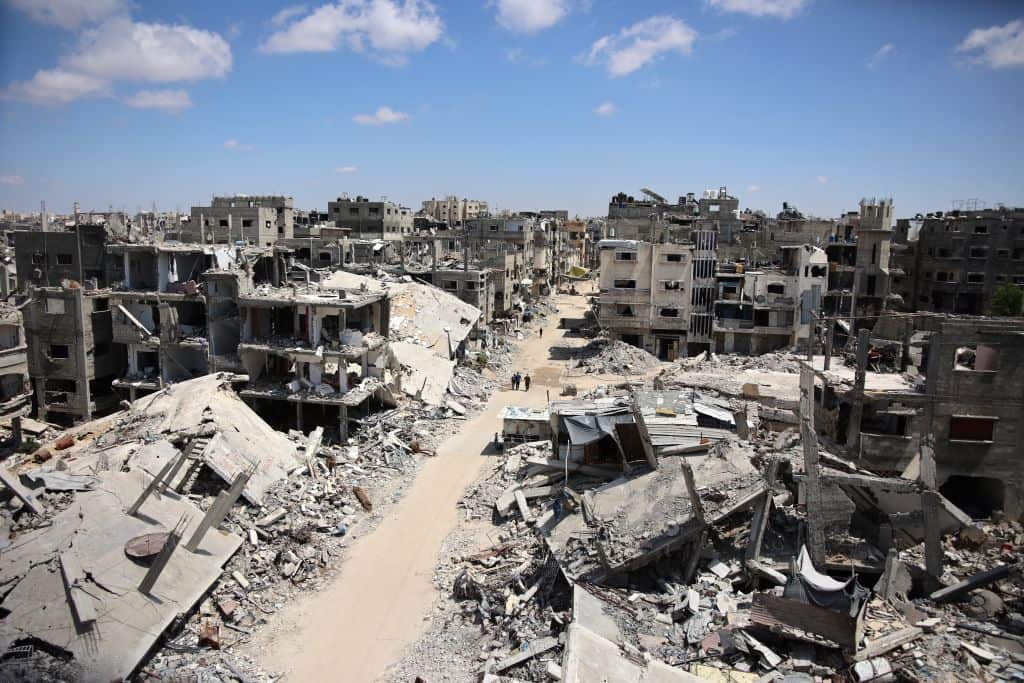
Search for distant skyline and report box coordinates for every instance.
[1,0,1023,219]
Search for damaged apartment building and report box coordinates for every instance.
[105,242,284,401]
[236,283,392,438]
[713,245,827,354]
[822,198,895,331]
[809,315,1024,520]
[596,231,718,360]
[891,205,1024,315]
[186,195,295,246]
[15,225,124,425]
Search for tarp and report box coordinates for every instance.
[567,265,590,279]
[564,414,630,446]
[784,546,869,617]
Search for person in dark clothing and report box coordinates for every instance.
[539,328,543,338]
[524,375,531,391]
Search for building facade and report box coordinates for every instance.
[891,207,1024,316]
[420,196,489,225]
[327,195,414,240]
[188,195,295,246]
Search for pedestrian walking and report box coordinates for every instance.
[539,328,543,339]
[524,375,531,391]
[511,373,519,390]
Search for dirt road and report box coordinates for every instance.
[251,286,599,682]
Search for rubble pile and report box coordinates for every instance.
[571,339,662,375]
[394,375,1024,683]
[0,358,503,681]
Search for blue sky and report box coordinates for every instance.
[0,0,1022,218]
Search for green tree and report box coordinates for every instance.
[989,284,1024,316]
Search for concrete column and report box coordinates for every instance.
[846,328,869,453]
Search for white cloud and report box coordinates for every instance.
[3,17,231,106]
[123,89,193,113]
[271,4,307,26]
[4,68,109,104]
[0,175,24,186]
[353,105,409,125]
[494,0,568,34]
[868,42,893,68]
[956,20,1024,69]
[224,139,254,151]
[747,184,760,192]
[707,0,808,20]
[582,16,697,78]
[336,165,359,173]
[67,18,232,82]
[816,175,828,185]
[8,0,128,29]
[261,0,443,63]
[594,101,615,116]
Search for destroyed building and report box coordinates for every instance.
[22,286,124,425]
[420,196,489,225]
[713,245,827,355]
[187,195,295,246]
[12,224,113,289]
[327,195,414,240]
[106,242,281,401]
[236,283,392,437]
[0,305,30,421]
[822,198,895,335]
[891,205,1024,315]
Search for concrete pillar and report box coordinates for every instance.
[846,328,869,453]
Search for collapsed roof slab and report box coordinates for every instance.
[389,340,456,406]
[0,470,241,681]
[387,282,481,360]
[543,442,766,583]
[129,374,299,505]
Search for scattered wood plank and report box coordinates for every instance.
[930,563,1016,603]
[852,626,922,662]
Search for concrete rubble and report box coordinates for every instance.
[0,297,505,680]
[571,338,663,376]
[391,351,1024,683]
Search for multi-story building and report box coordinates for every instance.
[187,195,294,246]
[0,305,31,421]
[13,225,112,289]
[105,243,282,401]
[891,206,1024,315]
[22,286,124,425]
[596,240,694,361]
[235,284,391,438]
[822,199,895,334]
[327,195,414,240]
[420,196,489,225]
[713,245,827,354]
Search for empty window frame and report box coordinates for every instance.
[659,308,679,317]
[968,247,988,259]
[948,415,996,443]
[767,283,786,295]
[614,251,636,262]
[614,304,635,317]
[966,272,985,284]
[613,279,636,289]
[56,253,73,265]
[664,253,683,263]
[663,280,682,291]
[49,344,70,359]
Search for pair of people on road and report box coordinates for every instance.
[511,372,532,391]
